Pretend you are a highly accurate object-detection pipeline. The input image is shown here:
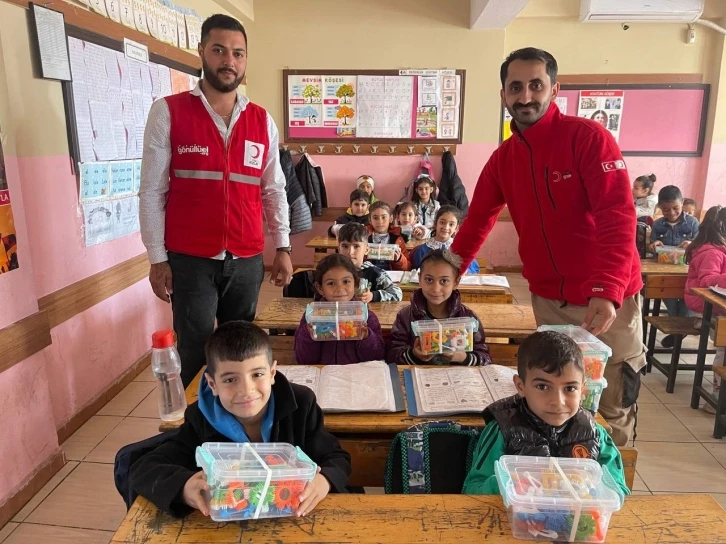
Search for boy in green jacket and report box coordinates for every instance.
[462,330,629,496]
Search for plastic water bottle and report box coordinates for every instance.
[151,330,187,421]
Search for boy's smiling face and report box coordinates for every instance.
[206,355,277,425]
[514,363,584,427]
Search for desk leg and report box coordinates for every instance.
[646,299,660,373]
[692,301,714,409]
[642,295,651,345]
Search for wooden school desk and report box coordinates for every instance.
[253,298,536,339]
[112,494,726,543]
[690,288,726,415]
[160,366,636,491]
[640,258,689,345]
[306,235,425,264]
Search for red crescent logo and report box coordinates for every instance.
[251,144,261,159]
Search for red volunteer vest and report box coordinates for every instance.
[165,92,270,258]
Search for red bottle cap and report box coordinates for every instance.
[152,330,175,349]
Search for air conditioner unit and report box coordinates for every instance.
[580,0,704,23]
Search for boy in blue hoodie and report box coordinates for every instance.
[129,321,351,518]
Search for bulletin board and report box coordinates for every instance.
[60,26,199,246]
[499,83,710,157]
[283,69,466,144]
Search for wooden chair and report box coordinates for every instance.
[643,274,706,392]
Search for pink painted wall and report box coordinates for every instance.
[0,351,60,502]
[702,142,726,209]
[15,156,172,427]
[262,142,706,268]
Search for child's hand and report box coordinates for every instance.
[649,241,663,251]
[412,227,426,239]
[393,246,402,262]
[678,240,692,249]
[296,469,330,517]
[306,323,315,337]
[360,322,370,340]
[441,350,468,364]
[358,290,374,303]
[412,338,435,361]
[182,472,211,516]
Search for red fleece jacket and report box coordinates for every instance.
[451,102,641,308]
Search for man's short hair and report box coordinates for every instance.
[517,331,583,382]
[205,321,272,375]
[201,14,247,46]
[500,47,558,88]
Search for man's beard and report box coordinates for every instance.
[506,97,551,128]
[202,57,244,93]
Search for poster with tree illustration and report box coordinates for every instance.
[322,75,357,135]
[288,75,323,127]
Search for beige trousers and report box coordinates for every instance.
[531,294,646,447]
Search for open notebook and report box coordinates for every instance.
[277,361,405,413]
[401,270,510,288]
[404,365,517,417]
[711,286,726,298]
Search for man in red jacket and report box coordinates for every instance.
[451,48,644,446]
[140,15,293,387]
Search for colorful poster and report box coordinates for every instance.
[288,75,322,127]
[415,106,437,138]
[0,140,18,274]
[577,90,624,142]
[322,75,356,135]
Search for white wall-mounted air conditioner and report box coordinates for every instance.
[580,0,704,23]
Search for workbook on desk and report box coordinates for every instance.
[711,286,726,298]
[404,365,517,417]
[401,270,510,288]
[277,361,405,413]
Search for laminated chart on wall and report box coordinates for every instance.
[67,36,197,163]
[357,75,413,139]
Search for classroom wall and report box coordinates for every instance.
[0,0,240,507]
[248,0,725,267]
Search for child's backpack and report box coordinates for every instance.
[114,430,178,510]
[384,421,480,494]
[636,220,652,258]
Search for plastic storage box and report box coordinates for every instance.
[196,442,317,521]
[581,378,608,413]
[400,225,413,238]
[411,317,478,355]
[495,455,624,542]
[305,301,368,341]
[537,325,612,380]
[368,243,399,261]
[656,245,686,265]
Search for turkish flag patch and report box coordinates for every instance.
[601,160,626,172]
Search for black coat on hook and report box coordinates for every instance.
[437,151,469,215]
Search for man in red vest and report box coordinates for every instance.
[451,48,644,447]
[140,14,292,386]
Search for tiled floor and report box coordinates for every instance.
[2,273,725,543]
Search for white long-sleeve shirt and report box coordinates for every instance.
[139,82,290,264]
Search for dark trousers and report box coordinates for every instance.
[168,251,264,387]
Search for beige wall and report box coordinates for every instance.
[248,0,505,143]
[248,0,724,145]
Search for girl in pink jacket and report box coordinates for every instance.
[685,205,726,412]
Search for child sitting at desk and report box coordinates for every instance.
[367,201,411,271]
[650,185,700,347]
[411,205,480,274]
[294,253,385,364]
[387,249,491,366]
[129,321,351,518]
[683,198,698,217]
[411,174,440,230]
[684,205,726,413]
[394,201,429,241]
[632,173,657,219]
[328,189,370,237]
[337,222,403,302]
[462,330,629,496]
